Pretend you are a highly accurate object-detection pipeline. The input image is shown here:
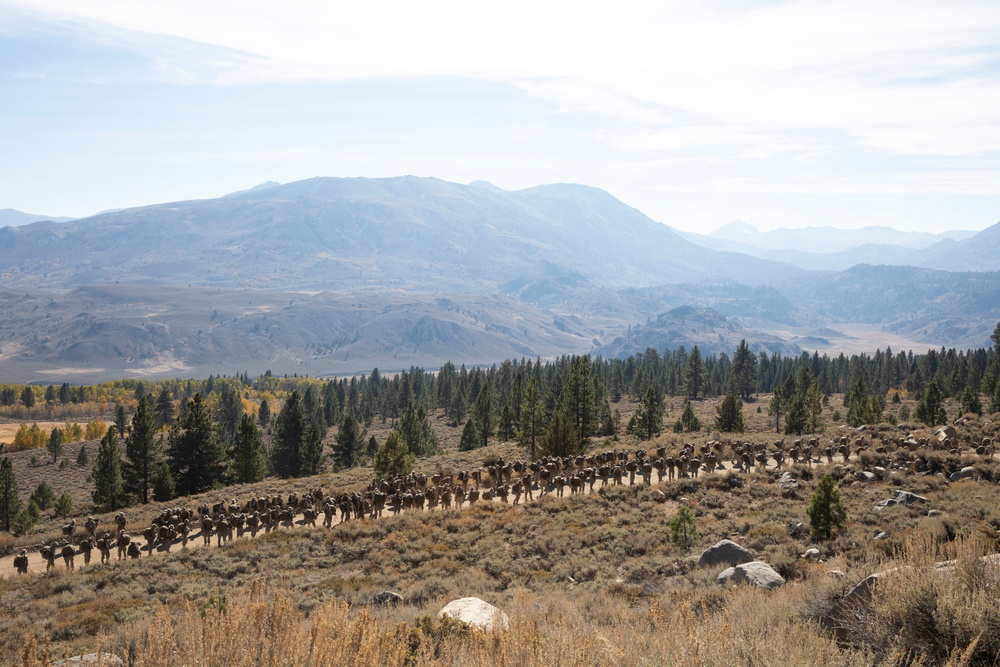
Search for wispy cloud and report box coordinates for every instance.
[1,0,999,231]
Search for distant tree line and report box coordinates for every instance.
[9,324,1000,522]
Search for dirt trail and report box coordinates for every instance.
[0,454,855,579]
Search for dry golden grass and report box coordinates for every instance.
[4,392,1000,665]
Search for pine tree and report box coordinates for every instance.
[373,431,414,480]
[300,419,325,476]
[518,376,545,459]
[0,457,22,532]
[92,427,125,511]
[155,387,176,428]
[628,387,663,440]
[231,414,268,484]
[916,380,947,426]
[114,405,128,438]
[561,355,595,443]
[271,391,306,477]
[20,386,34,408]
[459,418,481,452]
[29,482,55,511]
[53,492,72,518]
[151,461,175,502]
[731,339,758,401]
[669,505,698,549]
[684,345,704,399]
[540,410,581,458]
[258,398,271,428]
[807,474,847,540]
[333,415,364,469]
[715,393,744,433]
[47,427,64,465]
[398,405,439,457]
[76,445,89,466]
[217,384,243,444]
[125,397,161,504]
[680,399,701,432]
[474,379,494,448]
[168,394,226,496]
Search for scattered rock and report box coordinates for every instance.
[873,466,887,477]
[857,471,876,483]
[827,569,846,578]
[368,591,404,607]
[698,539,754,568]
[718,561,785,590]
[876,490,928,509]
[949,466,976,482]
[841,571,889,608]
[778,471,799,491]
[927,509,944,517]
[651,489,666,502]
[438,597,510,632]
[935,425,957,442]
[801,548,821,560]
[873,531,889,540]
[51,655,124,667]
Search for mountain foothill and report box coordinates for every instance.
[1,176,998,382]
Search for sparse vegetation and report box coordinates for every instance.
[2,338,1000,663]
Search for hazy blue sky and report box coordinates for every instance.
[2,1,999,233]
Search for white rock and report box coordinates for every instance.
[718,561,785,590]
[949,466,976,482]
[438,597,510,632]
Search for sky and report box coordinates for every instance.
[1,1,999,234]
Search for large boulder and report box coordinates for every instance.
[876,490,928,509]
[718,561,785,590]
[698,539,753,568]
[438,597,510,632]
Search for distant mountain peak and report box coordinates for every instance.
[222,181,281,198]
[710,220,758,237]
[468,180,505,193]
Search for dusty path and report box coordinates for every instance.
[0,452,858,579]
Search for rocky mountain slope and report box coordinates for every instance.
[0,176,997,382]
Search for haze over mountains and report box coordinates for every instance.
[1,176,998,382]
[0,209,75,227]
[678,221,982,272]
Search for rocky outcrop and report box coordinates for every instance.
[698,539,754,568]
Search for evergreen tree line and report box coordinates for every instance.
[13,324,1000,519]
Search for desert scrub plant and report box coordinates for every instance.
[841,533,1000,665]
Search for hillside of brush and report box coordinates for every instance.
[3,390,1000,665]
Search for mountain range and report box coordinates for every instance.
[0,209,75,227]
[1,176,998,382]
[677,220,990,272]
